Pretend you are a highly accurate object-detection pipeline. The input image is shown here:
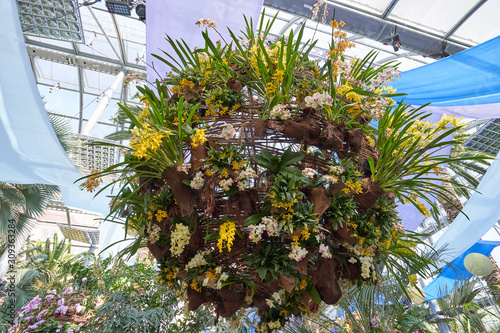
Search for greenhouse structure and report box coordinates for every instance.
[2,0,500,332]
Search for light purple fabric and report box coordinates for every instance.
[414,103,500,119]
[146,0,264,82]
[396,112,450,231]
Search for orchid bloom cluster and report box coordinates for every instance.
[217,221,236,253]
[311,0,329,24]
[302,167,316,179]
[304,91,334,109]
[147,224,161,244]
[289,242,308,261]
[267,320,282,330]
[270,103,293,120]
[322,174,339,184]
[185,250,210,270]
[314,57,401,122]
[123,73,141,87]
[319,243,333,259]
[266,289,286,308]
[334,60,351,75]
[195,18,217,28]
[191,128,208,148]
[170,223,191,255]
[176,163,191,173]
[371,67,401,86]
[197,126,257,192]
[247,40,287,78]
[129,125,165,160]
[190,171,205,190]
[205,89,243,117]
[400,113,465,150]
[79,169,102,193]
[248,223,266,243]
[9,283,89,333]
[216,272,229,289]
[212,165,256,192]
[248,216,280,242]
[360,256,375,279]
[221,124,237,139]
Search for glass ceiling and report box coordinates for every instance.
[326,0,499,44]
[26,1,146,138]
[24,0,499,141]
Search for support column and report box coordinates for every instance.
[82,70,125,136]
[419,277,450,333]
[78,67,84,134]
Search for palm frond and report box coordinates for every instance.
[48,113,77,153]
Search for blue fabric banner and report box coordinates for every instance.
[393,35,500,113]
[424,240,500,300]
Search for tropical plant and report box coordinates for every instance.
[430,131,492,226]
[370,103,486,217]
[0,183,59,278]
[48,113,77,154]
[0,236,74,332]
[82,258,214,333]
[0,110,76,279]
[5,254,215,333]
[435,277,500,333]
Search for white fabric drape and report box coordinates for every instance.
[1,0,124,259]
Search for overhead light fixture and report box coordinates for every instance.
[105,0,132,16]
[16,0,85,43]
[135,3,145,21]
[391,25,401,52]
[105,0,145,21]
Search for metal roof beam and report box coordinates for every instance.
[36,81,142,106]
[264,0,471,58]
[444,0,488,39]
[263,12,426,64]
[381,0,399,19]
[346,35,364,42]
[111,13,128,65]
[87,7,124,64]
[378,52,420,63]
[25,42,146,77]
[82,70,125,136]
[48,111,116,127]
[278,15,303,35]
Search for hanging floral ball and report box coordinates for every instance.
[85,11,480,331]
[464,253,494,276]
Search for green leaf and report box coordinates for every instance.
[225,186,239,196]
[204,232,219,241]
[367,157,375,175]
[256,267,268,281]
[182,180,191,186]
[244,214,262,226]
[310,285,322,304]
[170,217,183,225]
